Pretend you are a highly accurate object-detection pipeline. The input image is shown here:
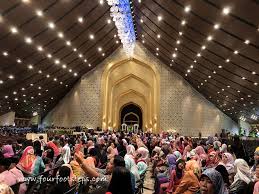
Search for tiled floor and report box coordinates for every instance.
[143,166,154,194]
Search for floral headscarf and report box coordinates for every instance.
[201,168,228,194]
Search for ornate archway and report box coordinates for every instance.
[101,58,160,132]
[120,103,143,129]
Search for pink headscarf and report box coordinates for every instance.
[17,146,36,174]
[2,145,14,158]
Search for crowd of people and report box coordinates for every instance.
[0,129,258,194]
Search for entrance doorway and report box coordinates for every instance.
[120,103,143,130]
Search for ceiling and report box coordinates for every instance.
[0,0,258,124]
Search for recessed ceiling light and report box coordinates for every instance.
[156,48,159,51]
[62,64,67,69]
[84,59,87,62]
[38,86,41,90]
[30,83,33,86]
[252,71,256,75]
[21,88,25,91]
[99,0,104,4]
[14,98,18,101]
[47,53,52,58]
[184,5,191,13]
[225,59,230,62]
[237,90,240,93]
[170,64,172,67]
[46,74,50,78]
[214,23,220,29]
[187,69,191,73]
[2,51,8,56]
[48,22,55,29]
[102,53,105,56]
[78,53,83,58]
[172,53,177,58]
[222,6,231,15]
[4,96,8,99]
[66,41,71,46]
[234,50,239,54]
[37,46,43,51]
[74,72,78,76]
[142,40,145,43]
[58,32,64,38]
[28,64,33,69]
[197,53,201,57]
[176,40,181,44]
[8,75,14,79]
[13,91,17,95]
[16,59,22,63]
[107,19,111,24]
[213,71,216,74]
[60,82,63,85]
[179,32,183,36]
[207,35,213,41]
[88,64,91,67]
[242,77,246,80]
[53,78,57,81]
[73,48,77,52]
[190,65,194,68]
[140,19,143,23]
[36,9,43,17]
[157,15,162,21]
[10,26,18,34]
[116,40,119,44]
[25,37,32,44]
[69,69,72,72]
[0,80,3,84]
[181,20,186,25]
[227,85,230,88]
[89,34,94,39]
[31,96,34,99]
[156,53,159,56]
[194,60,197,63]
[175,48,178,51]
[78,17,84,23]
[208,75,211,78]
[38,70,42,74]
[54,59,60,64]
[98,47,102,52]
[244,39,250,44]
[157,34,161,38]
[218,65,222,68]
[201,45,206,50]
[254,82,258,86]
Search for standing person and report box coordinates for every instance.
[251,147,259,180]
[60,138,71,164]
[16,146,36,175]
[197,168,228,194]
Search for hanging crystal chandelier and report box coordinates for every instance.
[106,0,136,56]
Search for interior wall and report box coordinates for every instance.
[42,42,238,135]
[0,111,15,126]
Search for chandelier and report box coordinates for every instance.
[107,0,136,55]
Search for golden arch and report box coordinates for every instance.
[101,58,160,133]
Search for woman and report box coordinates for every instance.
[215,165,230,188]
[160,159,185,193]
[229,159,252,194]
[2,145,14,159]
[174,160,201,194]
[0,183,14,194]
[197,168,228,194]
[124,145,140,183]
[136,147,148,175]
[206,151,220,168]
[218,153,234,174]
[32,149,45,176]
[107,141,118,160]
[16,146,36,175]
[70,151,85,178]
[106,166,133,194]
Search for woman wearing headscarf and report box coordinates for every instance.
[206,151,220,168]
[2,145,14,159]
[0,183,14,194]
[218,153,235,174]
[136,147,149,175]
[197,168,228,194]
[124,145,140,184]
[160,159,186,194]
[16,146,36,175]
[220,144,228,153]
[183,145,192,161]
[174,160,201,194]
[215,165,230,188]
[173,151,182,161]
[229,159,252,194]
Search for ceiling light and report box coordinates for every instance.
[181,20,186,25]
[244,39,250,44]
[69,69,72,72]
[248,95,251,97]
[237,90,240,93]
[38,86,41,89]
[116,40,119,44]
[2,51,8,56]
[47,54,52,58]
[78,17,84,23]
[157,15,162,21]
[252,71,256,75]
[78,53,83,58]
[184,5,191,13]
[179,32,183,36]
[185,74,187,76]
[214,23,220,29]
[48,22,55,29]
[242,77,246,80]
[175,48,178,51]
[225,59,230,62]
[140,19,143,23]
[102,53,105,56]
[74,72,78,76]
[89,34,94,39]
[172,53,177,58]
[157,34,161,38]
[36,9,43,17]
[194,60,197,63]
[4,96,8,99]
[16,59,22,63]
[227,85,230,88]
[197,53,201,57]
[98,47,102,52]
[8,75,14,79]
[30,83,33,86]
[62,64,67,69]
[22,0,30,3]
[208,76,211,78]
[55,59,60,64]
[218,65,222,68]
[201,45,206,50]
[73,48,77,52]
[99,0,104,4]
[254,82,258,86]
[60,82,63,85]
[107,19,111,24]
[234,50,239,54]
[53,78,57,81]
[37,46,43,51]
[25,37,32,44]
[222,88,225,91]
[187,69,191,73]
[38,93,41,96]
[0,80,3,84]
[10,26,18,34]
[142,40,145,43]
[213,71,216,74]
[28,64,33,69]
[222,6,231,15]
[58,32,64,38]
[156,53,159,56]
[176,40,181,44]
[84,59,87,62]
[156,48,159,51]
[46,74,50,78]
[13,91,17,95]
[190,65,194,68]
[66,41,71,46]
[21,88,25,91]
[88,64,91,67]
[170,64,172,67]
[31,96,34,99]
[14,98,18,101]
[38,70,42,74]
[207,35,213,41]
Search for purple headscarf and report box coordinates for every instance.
[2,145,14,158]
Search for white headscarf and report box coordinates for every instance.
[233,159,252,185]
[126,145,135,156]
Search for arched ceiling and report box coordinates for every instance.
[0,0,258,124]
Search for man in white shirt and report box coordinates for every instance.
[61,139,71,164]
